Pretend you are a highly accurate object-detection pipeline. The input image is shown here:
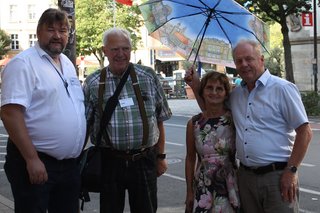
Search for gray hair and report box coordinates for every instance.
[232,40,262,58]
[102,27,132,47]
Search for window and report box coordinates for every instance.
[9,5,18,22]
[28,4,36,20]
[11,34,19,50]
[29,34,37,47]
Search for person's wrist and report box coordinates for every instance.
[285,165,298,174]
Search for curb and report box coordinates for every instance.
[0,194,14,211]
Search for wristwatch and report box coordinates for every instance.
[287,165,297,173]
[157,153,166,159]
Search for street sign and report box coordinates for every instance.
[302,12,313,27]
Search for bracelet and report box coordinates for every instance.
[157,153,166,159]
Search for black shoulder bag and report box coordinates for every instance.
[79,64,131,209]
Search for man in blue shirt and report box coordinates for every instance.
[185,40,312,213]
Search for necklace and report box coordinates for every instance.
[45,56,70,97]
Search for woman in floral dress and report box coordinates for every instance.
[185,71,240,213]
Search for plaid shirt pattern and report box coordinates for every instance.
[83,64,172,150]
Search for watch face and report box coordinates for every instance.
[290,166,297,173]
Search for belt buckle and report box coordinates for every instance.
[131,153,141,161]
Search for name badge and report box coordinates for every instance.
[70,77,81,86]
[119,98,134,108]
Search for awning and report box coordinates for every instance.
[156,50,185,62]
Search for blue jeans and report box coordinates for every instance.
[4,141,81,213]
[100,148,158,213]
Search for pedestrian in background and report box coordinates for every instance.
[185,40,312,213]
[185,71,240,213]
[0,8,86,213]
[83,27,172,213]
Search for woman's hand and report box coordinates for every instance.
[185,192,194,213]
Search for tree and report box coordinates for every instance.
[0,29,11,60]
[236,0,311,83]
[264,23,284,77]
[75,0,143,68]
[265,47,284,77]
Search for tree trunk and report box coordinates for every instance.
[58,0,77,68]
[280,18,295,83]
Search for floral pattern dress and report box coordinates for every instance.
[192,112,240,213]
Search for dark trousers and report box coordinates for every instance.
[100,148,158,213]
[4,141,81,213]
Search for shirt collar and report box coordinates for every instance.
[257,69,271,87]
[34,41,61,62]
[239,69,271,89]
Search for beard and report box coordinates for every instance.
[42,41,66,57]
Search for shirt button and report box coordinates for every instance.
[246,115,249,118]
[246,156,249,158]
[245,128,248,131]
[245,142,247,144]
[249,103,252,105]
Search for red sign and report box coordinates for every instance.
[302,13,313,26]
[116,0,133,6]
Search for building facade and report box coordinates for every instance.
[288,1,320,91]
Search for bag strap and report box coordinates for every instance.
[98,67,107,116]
[81,67,107,151]
[129,65,149,147]
[96,64,131,147]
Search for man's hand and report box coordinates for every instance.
[280,170,298,203]
[26,157,48,184]
[185,192,194,213]
[157,159,168,177]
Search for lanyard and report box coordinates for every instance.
[45,56,70,97]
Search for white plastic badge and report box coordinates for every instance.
[119,97,134,108]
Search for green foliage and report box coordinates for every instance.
[270,23,282,49]
[301,91,320,116]
[75,0,143,68]
[236,0,311,23]
[0,29,11,60]
[235,0,311,83]
[265,47,284,77]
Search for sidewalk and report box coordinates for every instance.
[0,194,14,213]
[167,98,201,117]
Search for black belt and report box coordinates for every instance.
[103,147,155,161]
[240,162,287,175]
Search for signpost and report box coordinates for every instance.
[313,0,318,92]
[58,0,76,68]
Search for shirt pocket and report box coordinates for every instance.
[68,77,84,102]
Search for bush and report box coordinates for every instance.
[301,91,320,116]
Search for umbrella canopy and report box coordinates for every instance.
[139,0,269,68]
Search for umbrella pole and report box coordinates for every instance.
[191,11,213,67]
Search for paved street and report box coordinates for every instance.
[0,99,200,213]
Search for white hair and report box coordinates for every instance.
[102,27,132,47]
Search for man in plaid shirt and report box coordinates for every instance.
[83,27,172,213]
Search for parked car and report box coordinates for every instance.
[160,77,175,98]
